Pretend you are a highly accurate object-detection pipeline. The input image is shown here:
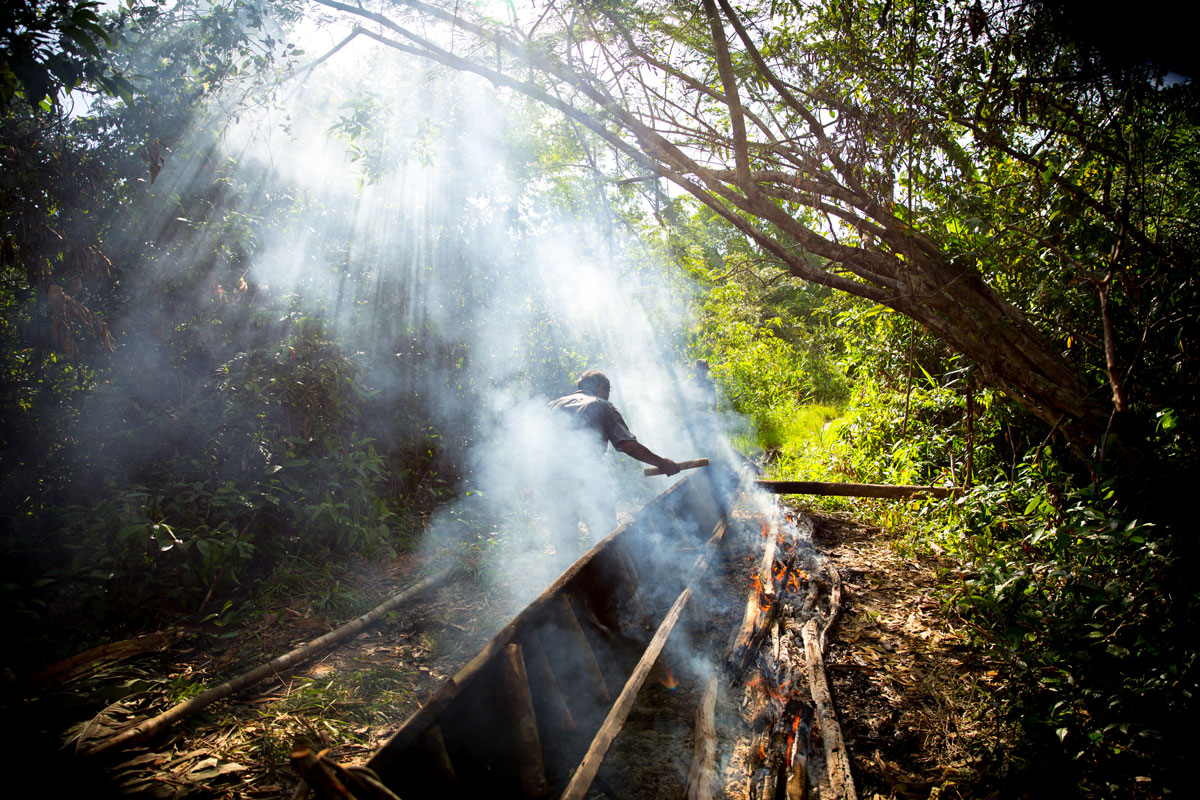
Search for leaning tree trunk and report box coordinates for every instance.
[307,0,1114,456]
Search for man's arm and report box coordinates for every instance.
[616,440,681,476]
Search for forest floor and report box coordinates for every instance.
[25,506,1000,799]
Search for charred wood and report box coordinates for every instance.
[684,674,720,800]
[801,619,856,800]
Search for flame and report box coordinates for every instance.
[786,714,802,756]
[657,666,679,691]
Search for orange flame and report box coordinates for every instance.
[658,667,679,691]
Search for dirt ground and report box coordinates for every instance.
[811,511,997,800]
[19,506,996,798]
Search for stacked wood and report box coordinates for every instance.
[719,511,856,800]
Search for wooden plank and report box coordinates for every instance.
[756,480,958,499]
[560,519,731,800]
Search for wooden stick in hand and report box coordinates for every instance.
[643,458,709,476]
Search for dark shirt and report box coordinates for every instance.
[548,390,638,455]
[689,373,717,410]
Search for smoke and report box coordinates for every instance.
[66,9,754,624]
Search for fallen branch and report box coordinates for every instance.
[81,565,455,757]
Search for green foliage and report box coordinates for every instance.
[949,461,1195,793]
[0,0,137,108]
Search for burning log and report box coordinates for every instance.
[502,643,549,798]
[732,551,800,683]
[785,701,814,800]
[726,515,779,673]
[684,675,720,800]
[801,619,857,800]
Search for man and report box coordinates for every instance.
[545,370,680,554]
[689,359,718,412]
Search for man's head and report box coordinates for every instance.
[577,369,611,399]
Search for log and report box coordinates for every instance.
[726,513,779,676]
[559,520,731,800]
[756,480,959,499]
[801,619,856,800]
[786,701,814,800]
[684,675,720,800]
[502,644,549,798]
[81,565,455,757]
[733,551,799,682]
[643,457,709,476]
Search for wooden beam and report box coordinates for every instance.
[755,480,959,499]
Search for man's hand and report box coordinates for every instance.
[617,440,680,475]
[656,458,681,476]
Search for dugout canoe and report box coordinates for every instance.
[359,465,750,800]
